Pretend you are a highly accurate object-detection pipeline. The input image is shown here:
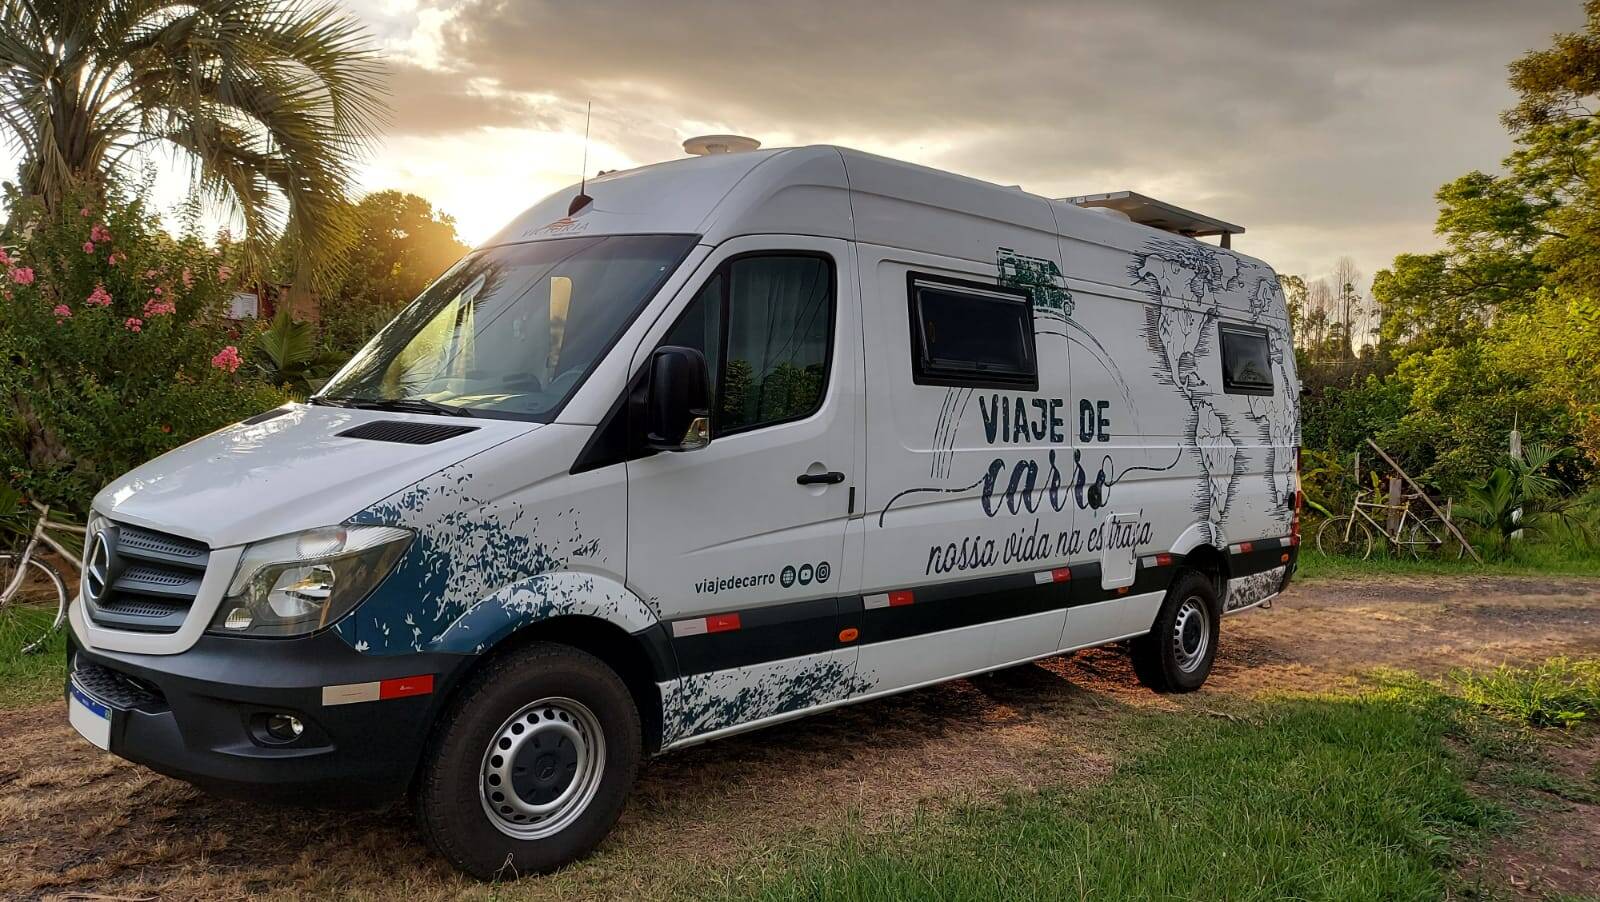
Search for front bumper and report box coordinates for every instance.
[67,629,473,807]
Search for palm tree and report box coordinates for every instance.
[0,0,387,276]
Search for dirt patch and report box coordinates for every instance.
[3,574,1598,900]
[1466,731,1600,899]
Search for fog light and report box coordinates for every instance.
[223,607,253,630]
[265,713,304,741]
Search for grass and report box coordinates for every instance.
[1296,511,1600,581]
[1452,657,1600,729]
[1296,541,1600,581]
[0,604,66,710]
[725,661,1599,902]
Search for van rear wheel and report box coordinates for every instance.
[1130,569,1220,693]
[415,642,641,879]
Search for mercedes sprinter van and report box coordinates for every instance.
[66,144,1301,877]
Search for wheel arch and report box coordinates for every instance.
[450,614,674,754]
[416,572,677,754]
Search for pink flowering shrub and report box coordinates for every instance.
[0,185,286,511]
[211,345,242,373]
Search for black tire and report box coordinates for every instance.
[1129,569,1221,693]
[415,642,642,880]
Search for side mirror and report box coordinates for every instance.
[643,346,712,451]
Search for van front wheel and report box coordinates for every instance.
[1130,570,1220,693]
[415,642,642,879]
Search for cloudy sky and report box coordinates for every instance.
[7,0,1586,290]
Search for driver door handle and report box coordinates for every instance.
[796,471,846,486]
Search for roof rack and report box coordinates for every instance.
[1059,191,1244,248]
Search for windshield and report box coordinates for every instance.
[319,234,696,420]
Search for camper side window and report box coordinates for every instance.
[1218,322,1273,395]
[907,276,1037,390]
[659,253,835,435]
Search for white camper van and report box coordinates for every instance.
[66,143,1301,877]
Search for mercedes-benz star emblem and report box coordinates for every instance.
[84,530,112,602]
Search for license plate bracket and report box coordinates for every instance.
[68,680,113,751]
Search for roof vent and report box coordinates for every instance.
[338,421,478,445]
[683,134,761,156]
[1061,190,1244,248]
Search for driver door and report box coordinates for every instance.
[627,236,861,742]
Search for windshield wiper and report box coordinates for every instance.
[342,397,476,418]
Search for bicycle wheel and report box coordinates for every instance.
[0,554,68,655]
[1316,516,1374,560]
[1410,519,1468,561]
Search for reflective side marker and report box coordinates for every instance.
[380,675,434,700]
[864,590,915,610]
[838,627,859,642]
[672,613,743,637]
[323,674,435,707]
[1034,567,1072,584]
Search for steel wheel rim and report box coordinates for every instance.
[1171,596,1211,673]
[479,696,606,840]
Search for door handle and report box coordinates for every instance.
[797,471,846,486]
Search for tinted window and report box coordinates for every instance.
[1219,323,1273,394]
[657,254,834,435]
[909,278,1037,389]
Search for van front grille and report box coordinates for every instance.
[84,521,210,635]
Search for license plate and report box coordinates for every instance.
[68,681,112,750]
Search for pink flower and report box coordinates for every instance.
[143,298,175,317]
[144,269,160,280]
[8,267,34,286]
[0,248,10,266]
[85,284,112,307]
[53,304,71,319]
[181,268,194,289]
[90,223,112,243]
[80,207,91,218]
[83,241,96,254]
[211,345,242,373]
[152,285,163,296]
[108,251,124,266]
[217,265,232,283]
[124,317,143,333]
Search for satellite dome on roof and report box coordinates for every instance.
[683,134,761,155]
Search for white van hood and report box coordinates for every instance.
[93,404,536,548]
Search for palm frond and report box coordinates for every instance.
[0,0,389,283]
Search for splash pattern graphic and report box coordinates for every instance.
[341,463,651,654]
[661,653,874,746]
[1225,565,1286,612]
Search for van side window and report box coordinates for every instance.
[1218,322,1273,395]
[658,254,835,435]
[907,276,1037,390]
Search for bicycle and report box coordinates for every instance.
[1,500,84,654]
[1315,488,1466,561]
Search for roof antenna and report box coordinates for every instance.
[568,102,594,216]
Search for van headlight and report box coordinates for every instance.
[210,526,413,637]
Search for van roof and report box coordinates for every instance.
[485,145,1272,273]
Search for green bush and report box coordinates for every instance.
[1,186,288,514]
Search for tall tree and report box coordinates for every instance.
[317,191,471,357]
[1371,0,1600,475]
[0,0,388,279]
